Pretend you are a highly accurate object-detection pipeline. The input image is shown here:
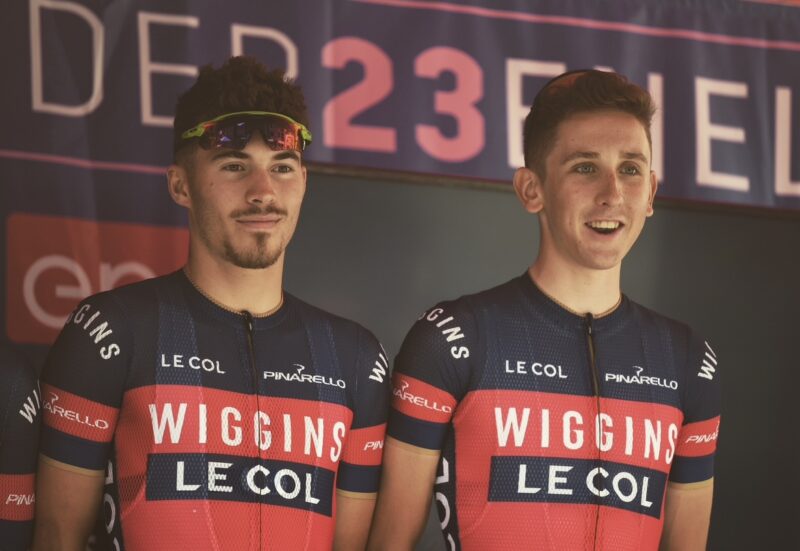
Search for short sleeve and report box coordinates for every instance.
[0,347,40,548]
[336,328,391,494]
[39,293,131,471]
[387,301,477,451]
[669,334,721,483]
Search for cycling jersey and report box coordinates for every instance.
[0,346,40,551]
[40,271,390,551]
[388,274,721,551]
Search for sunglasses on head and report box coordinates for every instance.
[180,111,312,152]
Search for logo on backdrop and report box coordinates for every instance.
[6,213,188,344]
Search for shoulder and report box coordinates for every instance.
[625,299,717,378]
[61,272,181,331]
[284,293,380,348]
[82,272,179,309]
[46,273,180,367]
[401,276,524,350]
[626,299,698,345]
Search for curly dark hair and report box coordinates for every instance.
[523,70,655,179]
[172,56,309,161]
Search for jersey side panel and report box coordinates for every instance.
[335,324,391,495]
[670,332,721,483]
[0,348,41,549]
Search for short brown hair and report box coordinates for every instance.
[523,70,655,178]
[172,56,309,162]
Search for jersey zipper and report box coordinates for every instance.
[242,311,263,550]
[585,313,602,551]
[243,311,258,389]
[586,314,600,395]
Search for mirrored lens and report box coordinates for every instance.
[197,117,305,152]
[260,123,302,151]
[199,120,251,150]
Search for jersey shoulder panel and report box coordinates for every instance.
[283,295,390,494]
[625,301,721,484]
[39,274,173,471]
[283,294,388,388]
[394,276,524,399]
[389,277,525,450]
[41,274,171,404]
[626,301,721,419]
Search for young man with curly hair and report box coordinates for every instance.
[34,56,390,551]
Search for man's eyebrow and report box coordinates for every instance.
[560,151,599,165]
[559,151,649,164]
[621,151,649,164]
[272,150,302,163]
[210,150,250,162]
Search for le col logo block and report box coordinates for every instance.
[7,213,188,344]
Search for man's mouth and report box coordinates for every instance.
[235,214,283,231]
[586,220,623,235]
[237,215,281,223]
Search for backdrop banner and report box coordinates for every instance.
[2,0,799,349]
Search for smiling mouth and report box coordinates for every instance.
[586,220,623,234]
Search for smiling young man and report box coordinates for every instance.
[368,70,721,551]
[33,56,390,551]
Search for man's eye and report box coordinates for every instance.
[575,164,595,174]
[222,163,245,172]
[620,165,641,176]
[272,164,294,174]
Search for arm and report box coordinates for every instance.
[32,456,104,551]
[659,479,714,551]
[333,491,377,551]
[366,437,440,551]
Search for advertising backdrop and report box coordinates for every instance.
[2,0,799,351]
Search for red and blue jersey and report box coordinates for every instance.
[388,274,721,551]
[39,271,390,551]
[0,346,41,551]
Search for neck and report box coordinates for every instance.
[528,259,622,317]
[184,248,284,316]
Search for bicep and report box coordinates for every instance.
[32,456,104,551]
[659,479,714,551]
[366,437,440,551]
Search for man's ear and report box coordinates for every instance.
[513,167,545,213]
[646,170,658,217]
[167,164,191,208]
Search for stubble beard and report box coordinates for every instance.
[193,197,287,270]
[222,232,282,269]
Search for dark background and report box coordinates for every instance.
[285,168,800,550]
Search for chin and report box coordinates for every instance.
[581,255,624,271]
[224,242,284,270]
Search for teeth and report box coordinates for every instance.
[588,221,620,230]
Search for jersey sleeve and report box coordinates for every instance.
[39,293,131,472]
[0,347,40,549]
[336,328,391,495]
[387,300,477,451]
[669,334,721,483]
